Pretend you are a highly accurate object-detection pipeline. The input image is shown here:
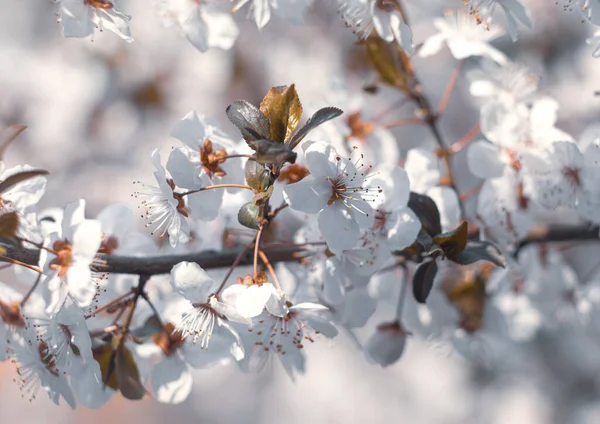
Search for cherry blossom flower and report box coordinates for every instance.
[57,0,133,42]
[283,142,380,251]
[232,0,313,29]
[419,9,507,64]
[463,0,532,41]
[469,59,540,107]
[221,281,283,319]
[0,283,26,362]
[338,0,413,53]
[167,111,244,221]
[244,299,337,378]
[476,168,533,248]
[522,140,600,222]
[136,295,242,404]
[154,0,239,52]
[39,200,102,313]
[30,301,93,374]
[7,329,76,408]
[133,149,190,247]
[170,261,247,354]
[559,0,600,26]
[587,28,600,57]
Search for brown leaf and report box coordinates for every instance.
[365,35,416,96]
[0,212,19,240]
[115,343,146,400]
[0,169,49,194]
[93,344,119,390]
[433,221,469,257]
[260,85,303,143]
[0,125,27,161]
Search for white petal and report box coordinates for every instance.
[171,261,216,302]
[283,175,329,214]
[97,204,132,238]
[72,219,102,261]
[386,207,420,251]
[467,140,505,179]
[151,357,192,404]
[318,204,360,251]
[67,264,94,307]
[235,285,275,318]
[166,148,199,190]
[303,142,339,180]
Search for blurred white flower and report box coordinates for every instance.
[39,200,102,313]
[419,9,507,64]
[57,0,133,42]
[154,0,239,52]
[338,0,413,53]
[232,0,313,29]
[522,140,600,221]
[134,149,190,248]
[463,0,532,41]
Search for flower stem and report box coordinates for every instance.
[395,267,409,320]
[215,241,255,294]
[258,249,282,291]
[20,273,42,307]
[180,184,253,197]
[253,224,265,279]
[85,288,135,319]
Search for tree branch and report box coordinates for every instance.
[1,244,307,275]
[514,224,600,257]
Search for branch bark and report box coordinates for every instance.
[514,224,600,257]
[2,224,598,276]
[1,244,306,275]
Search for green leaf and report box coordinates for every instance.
[286,107,343,150]
[407,192,442,237]
[433,221,468,257]
[0,169,49,195]
[130,315,164,339]
[238,202,263,230]
[93,343,118,390]
[364,35,416,95]
[225,100,271,142]
[252,185,274,206]
[448,240,506,268]
[247,139,297,167]
[412,260,438,304]
[244,159,271,192]
[115,344,146,400]
[260,85,303,143]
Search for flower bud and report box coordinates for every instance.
[237,202,263,230]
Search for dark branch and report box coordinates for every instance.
[514,224,600,257]
[2,244,306,275]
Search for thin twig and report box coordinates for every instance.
[258,249,282,291]
[20,273,42,307]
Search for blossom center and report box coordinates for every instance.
[38,342,60,377]
[99,235,119,255]
[200,139,227,179]
[84,0,114,9]
[0,301,24,327]
[49,240,73,278]
[563,167,582,188]
[152,323,185,356]
[167,179,190,217]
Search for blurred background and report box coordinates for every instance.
[1,0,600,422]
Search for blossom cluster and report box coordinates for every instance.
[0,0,599,415]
